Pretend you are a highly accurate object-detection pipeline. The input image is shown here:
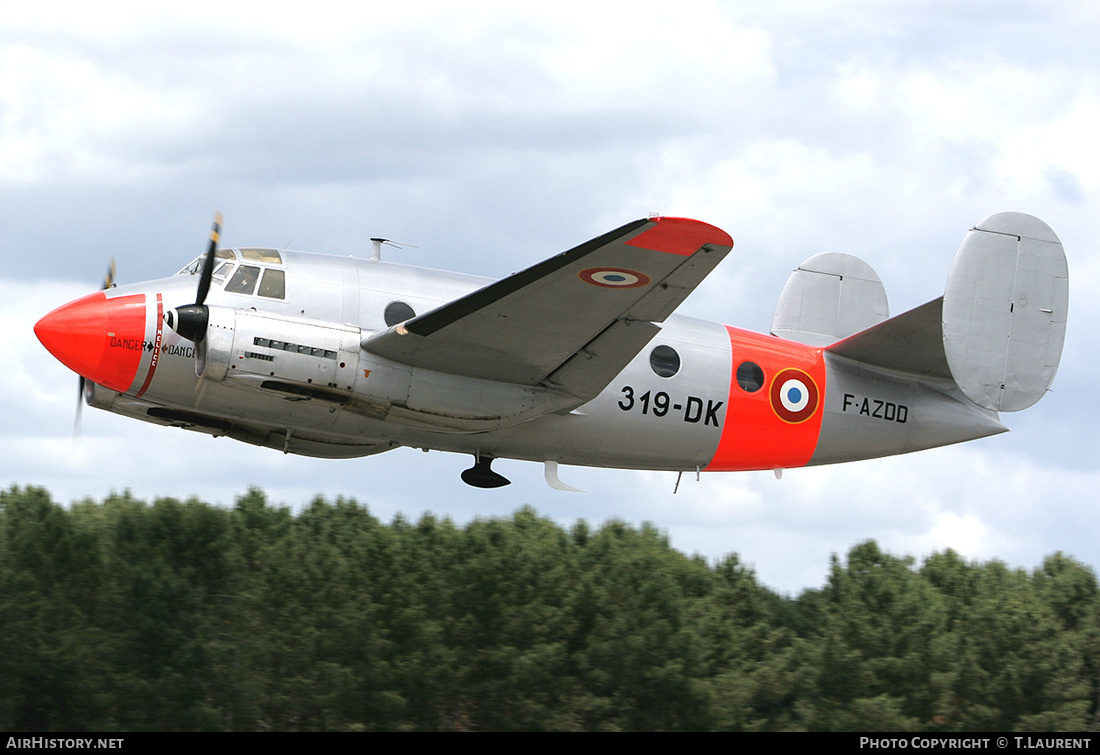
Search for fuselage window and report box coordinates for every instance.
[649,345,681,378]
[384,301,416,327]
[258,268,286,299]
[736,361,765,392]
[225,265,261,295]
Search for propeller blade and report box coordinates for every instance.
[194,212,223,308]
[102,258,116,290]
[169,213,223,344]
[74,375,85,446]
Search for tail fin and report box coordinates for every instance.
[825,212,1068,412]
[771,252,889,346]
[942,212,1068,411]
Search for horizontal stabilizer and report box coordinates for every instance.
[772,253,889,346]
[826,297,951,379]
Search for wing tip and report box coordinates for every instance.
[627,216,734,256]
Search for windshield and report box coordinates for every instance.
[174,248,285,299]
[176,248,236,276]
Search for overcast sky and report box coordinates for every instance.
[3,0,1098,594]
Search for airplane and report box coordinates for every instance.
[34,211,1068,490]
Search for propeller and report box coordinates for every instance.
[165,213,223,344]
[75,258,117,443]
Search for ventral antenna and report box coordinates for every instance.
[370,237,418,261]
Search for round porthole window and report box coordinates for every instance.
[736,361,764,392]
[384,301,416,327]
[649,345,680,378]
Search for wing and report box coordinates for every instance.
[362,216,733,399]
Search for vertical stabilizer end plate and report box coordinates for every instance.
[943,212,1068,412]
[772,253,889,346]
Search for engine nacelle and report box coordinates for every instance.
[83,380,120,411]
[195,306,362,395]
[192,307,574,433]
[196,305,234,381]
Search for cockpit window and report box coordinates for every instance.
[177,248,236,275]
[241,248,283,264]
[176,248,286,299]
[258,268,285,299]
[225,265,261,295]
[211,261,235,286]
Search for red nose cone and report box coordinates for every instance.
[34,291,147,393]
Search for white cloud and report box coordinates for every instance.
[0,43,202,184]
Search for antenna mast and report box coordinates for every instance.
[369,237,418,261]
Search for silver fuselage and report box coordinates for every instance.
[79,248,1004,474]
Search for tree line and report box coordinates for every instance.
[1,485,1097,731]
